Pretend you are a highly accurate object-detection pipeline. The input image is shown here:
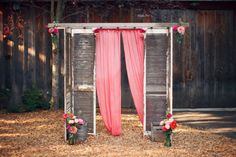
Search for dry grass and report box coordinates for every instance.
[0,110,235,157]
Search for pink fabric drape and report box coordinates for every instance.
[96,30,121,136]
[122,30,144,124]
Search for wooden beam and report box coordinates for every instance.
[63,28,66,141]
[93,51,96,135]
[48,23,189,29]
[0,0,235,2]
[143,31,147,135]
[170,26,173,114]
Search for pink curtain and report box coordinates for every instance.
[122,30,144,124]
[96,30,121,136]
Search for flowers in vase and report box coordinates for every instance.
[172,24,186,44]
[63,113,85,145]
[160,112,177,147]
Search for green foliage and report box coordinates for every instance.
[2,87,51,113]
[0,89,11,112]
[21,87,50,112]
[7,104,21,113]
[0,88,11,103]
[49,96,64,109]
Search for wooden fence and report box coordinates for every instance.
[0,2,235,108]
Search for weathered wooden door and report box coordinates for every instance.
[144,29,171,133]
[70,29,96,134]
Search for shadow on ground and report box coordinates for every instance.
[174,111,236,139]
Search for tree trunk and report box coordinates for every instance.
[10,14,21,107]
[51,0,65,110]
[23,11,29,91]
[51,0,54,22]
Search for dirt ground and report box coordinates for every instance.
[174,111,236,139]
[0,110,235,157]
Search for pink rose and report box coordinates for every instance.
[165,124,170,130]
[162,126,168,132]
[177,26,185,35]
[78,119,84,125]
[165,118,174,125]
[166,113,172,119]
[172,25,179,31]
[53,28,59,33]
[48,28,54,33]
[74,118,79,123]
[159,120,165,126]
[165,121,171,125]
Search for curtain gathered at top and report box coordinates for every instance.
[95,29,144,136]
[122,30,144,124]
[95,30,121,136]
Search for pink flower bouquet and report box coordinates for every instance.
[172,24,186,44]
[160,112,177,147]
[48,21,59,46]
[63,113,86,145]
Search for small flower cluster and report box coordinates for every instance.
[173,25,185,35]
[160,113,177,132]
[48,21,59,36]
[3,26,11,39]
[48,27,59,36]
[172,24,186,44]
[48,21,59,46]
[63,113,85,134]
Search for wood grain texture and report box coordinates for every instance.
[145,34,169,131]
[72,34,95,133]
[65,32,72,114]
[0,3,235,109]
[0,11,4,90]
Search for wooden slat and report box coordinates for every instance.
[65,32,72,114]
[0,11,4,89]
[204,11,215,107]
[28,7,36,85]
[36,10,43,89]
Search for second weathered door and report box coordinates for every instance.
[144,29,170,133]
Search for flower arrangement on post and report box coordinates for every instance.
[63,113,85,145]
[159,112,177,147]
[48,21,59,47]
[3,25,11,39]
[172,24,186,44]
